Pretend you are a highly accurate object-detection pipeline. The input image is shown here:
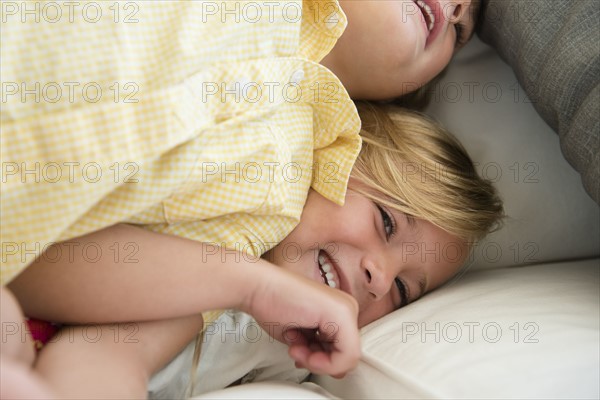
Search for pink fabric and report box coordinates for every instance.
[26,318,59,351]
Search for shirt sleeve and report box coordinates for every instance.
[0,1,358,285]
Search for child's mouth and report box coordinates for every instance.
[318,250,339,289]
[415,0,436,33]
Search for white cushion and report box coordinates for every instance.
[192,382,337,399]
[425,38,599,270]
[313,259,600,399]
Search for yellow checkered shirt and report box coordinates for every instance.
[0,0,362,326]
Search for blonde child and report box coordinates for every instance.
[2,102,502,398]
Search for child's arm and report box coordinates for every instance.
[34,315,203,399]
[8,224,360,376]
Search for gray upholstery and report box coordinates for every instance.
[477,0,600,204]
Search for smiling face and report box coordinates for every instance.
[321,0,479,99]
[263,181,469,328]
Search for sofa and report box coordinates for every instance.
[189,28,600,400]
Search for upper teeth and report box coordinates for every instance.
[318,254,337,288]
[416,0,435,31]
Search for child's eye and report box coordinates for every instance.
[394,277,409,308]
[376,204,396,240]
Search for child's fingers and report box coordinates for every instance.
[294,349,348,378]
[314,315,361,376]
[285,326,360,377]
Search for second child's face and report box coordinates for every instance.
[264,182,468,327]
[321,0,478,100]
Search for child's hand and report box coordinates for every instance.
[241,265,361,378]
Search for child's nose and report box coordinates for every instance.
[362,258,395,301]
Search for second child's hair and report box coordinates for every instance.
[351,101,503,244]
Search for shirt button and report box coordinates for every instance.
[290,69,305,85]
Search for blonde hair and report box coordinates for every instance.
[351,101,503,243]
